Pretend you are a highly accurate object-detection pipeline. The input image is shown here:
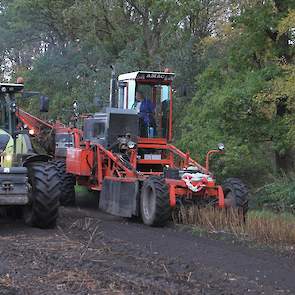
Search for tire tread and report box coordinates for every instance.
[26,162,60,228]
[141,176,171,227]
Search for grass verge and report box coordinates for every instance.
[173,206,295,249]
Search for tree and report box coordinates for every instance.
[179,0,295,180]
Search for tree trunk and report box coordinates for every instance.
[275,150,295,173]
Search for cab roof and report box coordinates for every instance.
[118,71,175,82]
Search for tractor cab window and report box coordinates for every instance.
[0,95,9,131]
[134,83,171,139]
[118,81,127,108]
[0,133,10,151]
[160,85,170,138]
[92,122,105,138]
[55,133,74,148]
[118,80,137,109]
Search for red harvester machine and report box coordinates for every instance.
[64,70,249,226]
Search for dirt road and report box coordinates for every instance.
[0,195,294,295]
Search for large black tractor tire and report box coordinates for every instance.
[222,178,249,216]
[24,162,60,229]
[52,160,76,206]
[140,176,171,226]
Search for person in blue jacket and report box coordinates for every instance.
[133,91,157,137]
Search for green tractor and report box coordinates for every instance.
[0,82,60,228]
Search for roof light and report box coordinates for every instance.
[5,154,13,162]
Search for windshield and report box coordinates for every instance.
[134,83,171,139]
[55,133,74,148]
[0,95,10,131]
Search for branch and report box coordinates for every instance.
[124,0,144,17]
[101,1,116,32]
[265,28,278,42]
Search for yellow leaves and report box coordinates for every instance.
[273,65,295,110]
[200,36,217,47]
[221,23,234,36]
[254,64,295,119]
[277,9,295,37]
[255,91,277,119]
[198,23,236,54]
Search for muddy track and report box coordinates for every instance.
[0,196,294,294]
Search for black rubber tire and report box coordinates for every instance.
[24,162,60,228]
[222,178,249,216]
[140,176,171,226]
[52,160,76,206]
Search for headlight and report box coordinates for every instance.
[1,87,7,93]
[218,143,225,151]
[5,154,12,162]
[127,141,136,149]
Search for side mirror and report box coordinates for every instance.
[205,143,225,171]
[73,100,78,109]
[72,100,79,117]
[218,143,225,151]
[40,96,49,112]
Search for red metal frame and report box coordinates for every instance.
[67,129,224,209]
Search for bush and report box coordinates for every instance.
[252,175,295,213]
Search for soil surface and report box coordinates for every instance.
[0,194,294,295]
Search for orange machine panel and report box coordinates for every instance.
[66,147,93,176]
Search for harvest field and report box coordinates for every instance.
[0,195,294,295]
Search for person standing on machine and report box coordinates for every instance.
[133,91,156,137]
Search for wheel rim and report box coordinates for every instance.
[142,185,156,221]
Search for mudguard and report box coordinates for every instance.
[99,179,139,218]
[22,154,52,166]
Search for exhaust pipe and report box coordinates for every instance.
[109,65,117,108]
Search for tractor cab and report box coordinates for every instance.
[0,83,25,166]
[117,71,174,141]
[0,82,60,228]
[0,83,24,133]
